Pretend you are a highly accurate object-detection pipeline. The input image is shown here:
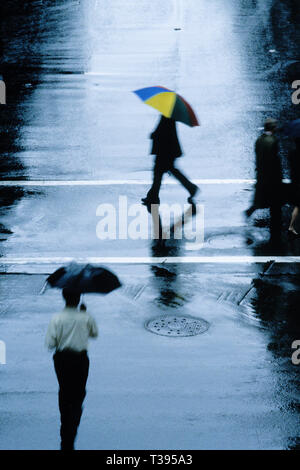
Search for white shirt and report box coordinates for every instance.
[45,307,98,352]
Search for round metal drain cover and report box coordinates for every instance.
[145,315,210,337]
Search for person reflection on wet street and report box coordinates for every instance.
[242,264,300,450]
[150,201,197,308]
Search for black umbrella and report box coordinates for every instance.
[42,263,121,294]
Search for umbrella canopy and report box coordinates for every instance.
[283,119,300,138]
[133,86,200,127]
[43,263,122,294]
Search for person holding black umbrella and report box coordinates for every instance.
[45,288,98,450]
[43,263,120,450]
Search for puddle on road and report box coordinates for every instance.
[206,233,249,249]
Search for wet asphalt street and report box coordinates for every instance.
[0,0,300,450]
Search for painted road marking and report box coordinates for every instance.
[0,179,292,186]
[0,179,255,186]
[1,256,300,265]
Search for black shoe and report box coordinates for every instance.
[245,208,254,219]
[60,442,74,451]
[187,185,200,203]
[141,197,160,206]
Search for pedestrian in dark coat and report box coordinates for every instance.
[141,115,199,206]
[245,118,283,237]
[287,138,300,236]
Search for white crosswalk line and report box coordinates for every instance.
[0,179,257,186]
[0,178,292,186]
[1,256,300,264]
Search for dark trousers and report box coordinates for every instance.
[270,204,282,238]
[147,156,196,202]
[246,204,282,236]
[53,350,89,450]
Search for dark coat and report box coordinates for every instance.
[150,116,182,161]
[253,133,283,208]
[288,142,300,185]
[286,141,300,206]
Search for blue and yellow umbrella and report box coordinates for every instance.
[133,86,200,127]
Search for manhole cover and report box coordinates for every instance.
[145,315,210,337]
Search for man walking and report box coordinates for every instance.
[141,115,199,207]
[45,288,98,450]
[245,118,283,238]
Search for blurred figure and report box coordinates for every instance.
[287,138,300,237]
[141,115,199,207]
[45,288,98,450]
[245,118,283,238]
